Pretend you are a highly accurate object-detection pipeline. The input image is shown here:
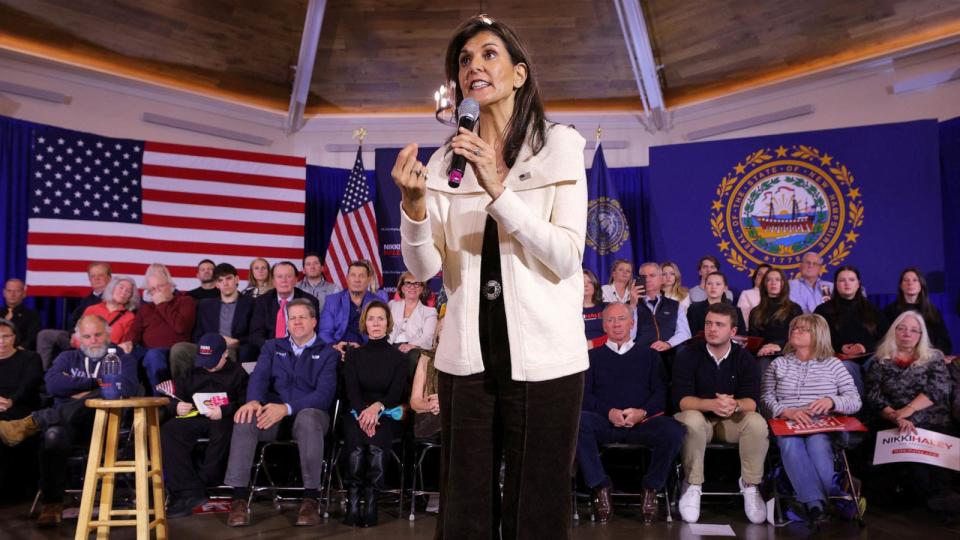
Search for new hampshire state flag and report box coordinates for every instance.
[583,145,631,282]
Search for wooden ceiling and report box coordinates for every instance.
[2,0,960,114]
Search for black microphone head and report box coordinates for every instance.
[458,98,480,123]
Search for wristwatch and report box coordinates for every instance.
[733,401,741,414]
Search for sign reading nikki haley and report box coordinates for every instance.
[648,120,943,293]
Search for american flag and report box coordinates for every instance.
[154,379,177,400]
[324,148,383,287]
[26,126,306,296]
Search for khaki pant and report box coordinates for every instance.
[674,409,769,485]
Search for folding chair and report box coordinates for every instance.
[580,442,675,523]
[407,437,441,521]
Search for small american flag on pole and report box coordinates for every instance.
[324,147,383,288]
[26,126,305,296]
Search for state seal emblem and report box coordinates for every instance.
[711,145,864,275]
[586,196,630,255]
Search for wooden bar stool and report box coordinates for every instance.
[75,397,169,540]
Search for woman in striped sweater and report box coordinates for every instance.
[761,313,862,530]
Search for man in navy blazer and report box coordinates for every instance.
[169,263,259,377]
[319,260,386,353]
[249,261,319,348]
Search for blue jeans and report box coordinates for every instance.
[777,433,836,509]
[576,410,685,490]
[140,347,171,390]
[840,360,864,397]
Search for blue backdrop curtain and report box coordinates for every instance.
[304,164,377,257]
[939,116,960,346]
[0,116,73,329]
[591,165,650,270]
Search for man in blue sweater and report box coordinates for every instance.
[319,259,386,355]
[223,299,338,528]
[576,303,685,524]
[0,314,138,528]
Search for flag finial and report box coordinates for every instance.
[596,125,602,145]
[352,128,367,145]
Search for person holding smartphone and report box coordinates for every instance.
[633,262,691,352]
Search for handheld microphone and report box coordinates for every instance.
[448,98,480,188]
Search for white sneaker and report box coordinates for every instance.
[740,477,766,524]
[679,482,702,523]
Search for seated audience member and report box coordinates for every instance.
[883,268,952,353]
[188,259,220,301]
[0,320,44,491]
[582,269,607,350]
[388,271,437,372]
[297,252,341,312]
[0,315,138,528]
[36,262,111,369]
[761,314,861,531]
[601,259,640,307]
[170,263,257,378]
[120,264,196,389]
[71,276,138,349]
[242,257,273,299]
[865,311,960,518]
[672,303,767,524]
[660,261,691,311]
[748,268,803,357]
[161,333,248,518]
[634,262,691,351]
[320,260,387,354]
[342,301,409,527]
[736,264,771,331]
[576,303,684,524]
[789,252,833,313]
[248,261,319,348]
[409,306,444,514]
[410,306,444,437]
[814,265,883,394]
[688,256,733,303]
[225,299,337,528]
[2,278,40,350]
[686,272,742,336]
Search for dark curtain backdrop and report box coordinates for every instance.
[592,165,650,269]
[938,116,960,347]
[304,164,377,257]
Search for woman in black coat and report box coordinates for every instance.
[341,300,408,527]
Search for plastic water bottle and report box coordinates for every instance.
[100,348,122,400]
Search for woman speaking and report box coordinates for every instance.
[392,14,588,539]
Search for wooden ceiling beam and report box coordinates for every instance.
[613,0,668,131]
[286,0,327,134]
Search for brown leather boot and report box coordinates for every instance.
[36,503,62,528]
[641,488,658,524]
[227,499,250,527]
[0,415,39,446]
[295,498,319,526]
[593,486,612,523]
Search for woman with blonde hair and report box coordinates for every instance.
[761,313,861,531]
[242,257,273,298]
[601,259,639,306]
[661,261,690,311]
[865,311,959,517]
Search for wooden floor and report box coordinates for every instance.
[0,497,956,539]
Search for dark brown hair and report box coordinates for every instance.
[894,267,942,324]
[583,268,603,306]
[827,265,877,335]
[444,14,547,171]
[751,268,795,329]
